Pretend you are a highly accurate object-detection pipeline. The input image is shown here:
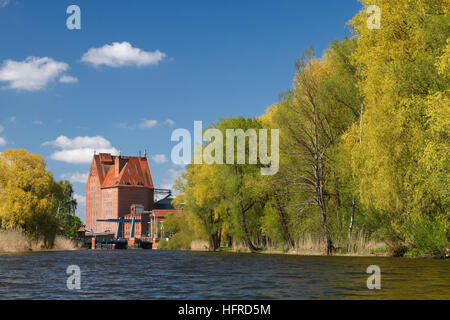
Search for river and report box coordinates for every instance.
[0,250,448,299]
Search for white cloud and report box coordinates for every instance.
[115,122,134,130]
[81,41,166,67]
[61,172,89,184]
[0,137,6,146]
[151,154,168,164]
[8,116,16,123]
[59,75,78,83]
[161,168,184,190]
[43,135,118,164]
[0,57,69,91]
[117,119,159,130]
[138,119,158,129]
[32,120,43,125]
[74,193,86,206]
[43,135,112,149]
[0,0,10,8]
[165,119,174,126]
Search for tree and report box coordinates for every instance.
[55,180,77,216]
[54,180,81,238]
[272,50,340,255]
[347,0,449,253]
[214,117,271,252]
[174,163,225,251]
[0,149,59,248]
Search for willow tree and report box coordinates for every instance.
[0,149,59,248]
[174,163,224,251]
[272,51,339,255]
[213,117,271,252]
[347,0,449,254]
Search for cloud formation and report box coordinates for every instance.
[81,42,166,67]
[61,172,89,184]
[0,125,5,146]
[74,193,86,206]
[165,119,174,126]
[151,154,168,164]
[117,119,158,130]
[160,168,184,190]
[138,119,158,129]
[0,0,10,8]
[59,75,78,83]
[0,57,69,91]
[43,135,118,164]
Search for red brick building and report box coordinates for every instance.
[123,204,150,238]
[85,153,154,233]
[150,197,183,245]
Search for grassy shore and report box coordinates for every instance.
[0,229,80,253]
[187,235,390,257]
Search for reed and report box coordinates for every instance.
[0,228,80,253]
[0,228,30,253]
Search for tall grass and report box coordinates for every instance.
[190,239,209,251]
[259,231,387,256]
[0,228,80,253]
[0,229,30,253]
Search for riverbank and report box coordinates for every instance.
[191,246,450,259]
[0,229,80,253]
[188,239,449,259]
[213,246,389,258]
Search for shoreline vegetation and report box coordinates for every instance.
[0,229,80,254]
[0,1,448,260]
[161,238,449,259]
[0,150,84,254]
[191,239,391,257]
[164,1,449,259]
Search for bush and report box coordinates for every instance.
[166,232,194,250]
[157,238,169,249]
[407,215,448,257]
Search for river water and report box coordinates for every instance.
[0,250,448,299]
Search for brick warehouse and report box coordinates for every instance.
[85,153,155,233]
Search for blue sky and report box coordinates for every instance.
[0,0,362,221]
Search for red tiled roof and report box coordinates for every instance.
[152,209,183,218]
[91,153,154,189]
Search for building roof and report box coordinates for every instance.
[153,197,176,210]
[90,153,154,189]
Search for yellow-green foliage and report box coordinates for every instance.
[0,149,59,248]
[169,0,449,257]
[346,0,449,252]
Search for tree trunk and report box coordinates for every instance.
[347,195,355,251]
[347,105,362,251]
[227,235,233,248]
[313,104,333,256]
[240,207,259,252]
[234,164,260,253]
[210,231,219,251]
[274,196,295,249]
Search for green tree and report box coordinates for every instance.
[0,149,59,248]
[54,180,81,238]
[347,0,449,254]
